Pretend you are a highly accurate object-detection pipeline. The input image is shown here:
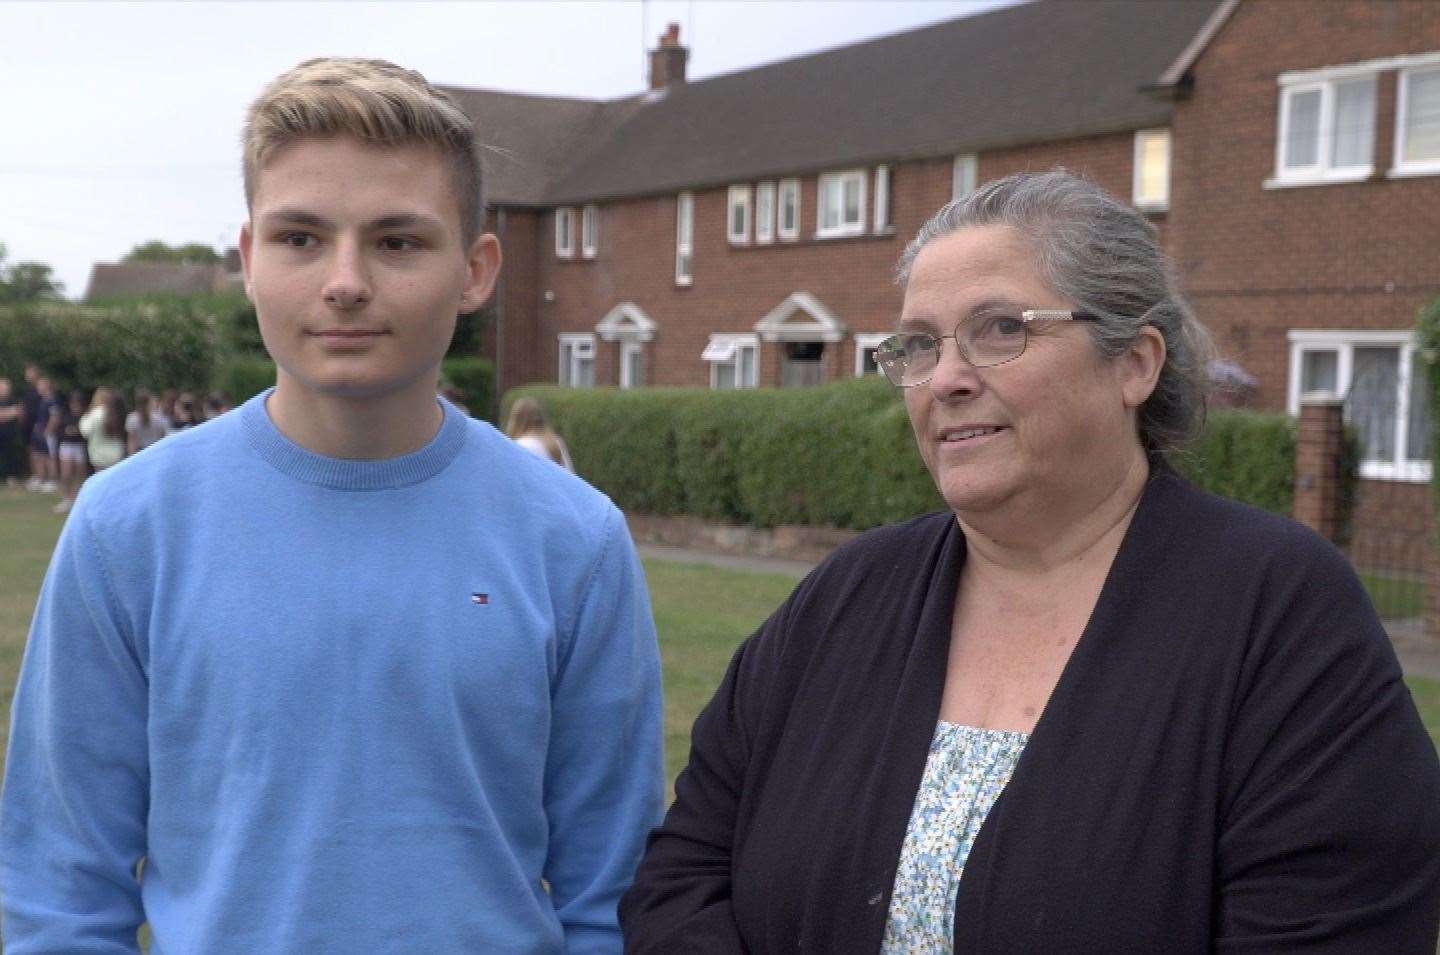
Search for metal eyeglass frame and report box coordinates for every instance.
[876,308,1099,387]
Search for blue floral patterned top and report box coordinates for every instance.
[880,721,1029,954]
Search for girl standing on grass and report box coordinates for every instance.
[126,388,171,454]
[79,387,127,474]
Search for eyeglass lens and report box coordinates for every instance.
[877,313,1028,385]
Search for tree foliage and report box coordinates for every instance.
[0,243,65,303]
[124,240,221,265]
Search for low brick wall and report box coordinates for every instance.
[626,514,858,564]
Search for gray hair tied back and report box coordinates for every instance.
[895,169,1214,457]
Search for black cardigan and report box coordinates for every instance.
[621,471,1440,952]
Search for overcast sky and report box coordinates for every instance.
[0,0,1016,299]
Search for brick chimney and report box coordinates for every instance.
[648,23,688,91]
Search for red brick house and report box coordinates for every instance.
[450,0,1436,529]
[1160,0,1438,534]
[446,0,1218,395]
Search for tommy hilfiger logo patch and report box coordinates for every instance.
[471,593,489,605]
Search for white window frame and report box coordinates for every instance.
[1267,72,1377,188]
[675,192,694,286]
[816,169,867,239]
[702,333,760,390]
[1132,129,1171,212]
[755,181,776,244]
[777,179,800,241]
[1286,329,1431,482]
[555,207,576,258]
[620,341,644,389]
[873,165,891,232]
[1392,64,1440,178]
[952,154,977,201]
[581,204,599,258]
[558,333,596,388]
[854,333,889,377]
[727,185,752,245]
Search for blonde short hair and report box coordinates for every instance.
[242,57,484,244]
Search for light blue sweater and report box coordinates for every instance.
[1,394,665,953]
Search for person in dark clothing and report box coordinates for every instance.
[0,377,24,485]
[27,375,60,493]
[621,171,1440,953]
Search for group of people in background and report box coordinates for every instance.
[0,362,231,513]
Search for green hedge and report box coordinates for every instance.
[440,357,495,421]
[0,301,217,393]
[503,378,939,529]
[503,379,1343,530]
[1173,410,1297,515]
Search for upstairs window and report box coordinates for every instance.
[675,192,694,286]
[777,179,800,240]
[817,169,866,238]
[1133,129,1171,211]
[581,204,599,258]
[727,185,751,244]
[1395,65,1440,175]
[756,182,776,244]
[1273,74,1376,184]
[555,207,576,258]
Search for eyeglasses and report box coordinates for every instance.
[874,308,1098,387]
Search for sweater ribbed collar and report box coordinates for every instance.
[240,389,468,491]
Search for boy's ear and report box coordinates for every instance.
[459,234,502,314]
[238,222,256,304]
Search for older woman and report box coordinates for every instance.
[621,171,1440,952]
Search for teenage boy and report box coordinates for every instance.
[1,58,664,953]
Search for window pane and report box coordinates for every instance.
[1404,70,1440,164]
[731,202,744,235]
[843,178,861,224]
[757,184,775,240]
[819,179,838,230]
[953,155,977,200]
[1409,352,1432,462]
[739,347,757,387]
[559,343,572,385]
[1332,78,1375,168]
[1301,349,1339,393]
[714,362,736,390]
[1285,89,1322,168]
[1349,347,1399,461]
[781,186,796,232]
[678,196,693,243]
[1137,131,1170,204]
[578,355,595,389]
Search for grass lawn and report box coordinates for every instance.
[1,485,1437,790]
[1361,571,1427,621]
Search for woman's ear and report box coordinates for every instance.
[1119,325,1167,410]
